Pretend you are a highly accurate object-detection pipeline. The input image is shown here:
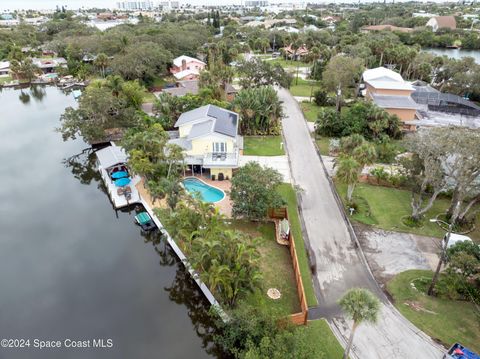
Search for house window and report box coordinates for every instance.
[213,142,227,153]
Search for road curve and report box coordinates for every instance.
[277,87,444,359]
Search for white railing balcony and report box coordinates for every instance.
[203,149,239,167]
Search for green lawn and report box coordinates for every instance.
[143,90,157,103]
[234,220,301,316]
[300,101,322,122]
[315,137,332,156]
[387,270,480,352]
[303,319,345,358]
[243,136,285,156]
[290,78,321,98]
[277,183,317,306]
[268,58,306,68]
[0,76,12,84]
[335,182,480,241]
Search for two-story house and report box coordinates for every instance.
[362,67,419,132]
[169,105,243,180]
[170,55,206,81]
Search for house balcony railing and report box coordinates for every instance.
[202,149,239,168]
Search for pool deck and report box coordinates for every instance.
[135,176,233,217]
[191,175,233,217]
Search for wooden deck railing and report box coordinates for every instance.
[268,207,308,325]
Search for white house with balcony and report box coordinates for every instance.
[169,104,243,180]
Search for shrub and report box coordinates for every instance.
[315,108,342,137]
[375,139,398,163]
[329,138,340,155]
[369,167,389,184]
[313,88,329,106]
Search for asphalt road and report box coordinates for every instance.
[278,88,444,359]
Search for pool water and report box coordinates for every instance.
[183,178,225,203]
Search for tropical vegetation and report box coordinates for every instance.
[230,162,284,220]
[339,288,381,359]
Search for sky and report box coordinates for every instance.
[0,0,449,11]
[2,0,237,11]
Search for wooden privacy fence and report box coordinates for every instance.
[268,208,308,325]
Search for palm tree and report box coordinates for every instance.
[94,53,109,78]
[336,156,361,203]
[339,288,381,359]
[10,58,39,83]
[105,75,124,97]
[352,142,377,167]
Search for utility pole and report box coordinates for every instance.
[427,219,453,296]
[427,201,460,296]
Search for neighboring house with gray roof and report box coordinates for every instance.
[170,104,243,180]
[162,80,199,97]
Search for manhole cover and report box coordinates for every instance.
[267,288,281,300]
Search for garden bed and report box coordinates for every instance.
[277,184,318,306]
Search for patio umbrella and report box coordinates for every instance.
[111,171,128,179]
[114,177,131,187]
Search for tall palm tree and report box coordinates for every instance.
[336,156,361,203]
[94,53,109,78]
[339,288,381,359]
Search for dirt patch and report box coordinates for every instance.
[404,300,438,315]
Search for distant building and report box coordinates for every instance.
[0,13,14,20]
[282,43,309,60]
[162,80,199,97]
[244,18,296,29]
[170,55,206,74]
[362,67,419,132]
[32,57,67,74]
[97,12,117,20]
[0,19,19,26]
[412,12,438,18]
[244,0,269,6]
[158,1,180,10]
[321,15,341,24]
[117,1,155,10]
[426,16,456,32]
[0,61,10,76]
[361,24,413,33]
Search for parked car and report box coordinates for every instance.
[443,233,473,249]
[444,342,480,359]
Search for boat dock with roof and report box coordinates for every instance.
[95,143,141,209]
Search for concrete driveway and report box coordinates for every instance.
[355,224,441,285]
[239,155,291,183]
[278,87,444,359]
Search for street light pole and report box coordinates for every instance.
[427,219,453,296]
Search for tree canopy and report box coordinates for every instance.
[230,162,284,220]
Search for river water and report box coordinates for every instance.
[423,47,480,63]
[0,86,219,359]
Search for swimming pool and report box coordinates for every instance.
[183,177,225,203]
